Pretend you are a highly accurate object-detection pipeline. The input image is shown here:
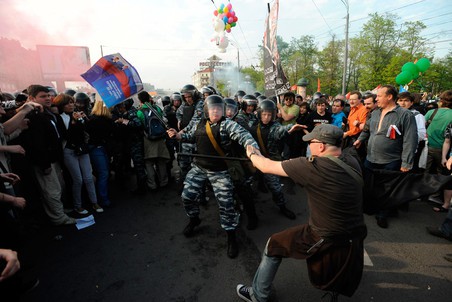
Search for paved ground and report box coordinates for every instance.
[20,173,452,302]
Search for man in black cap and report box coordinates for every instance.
[236,124,367,302]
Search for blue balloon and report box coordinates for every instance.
[223,16,228,24]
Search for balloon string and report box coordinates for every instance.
[416,78,425,91]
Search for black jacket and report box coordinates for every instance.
[22,109,64,171]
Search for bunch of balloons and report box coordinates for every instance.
[395,58,431,85]
[212,2,238,53]
[214,3,238,33]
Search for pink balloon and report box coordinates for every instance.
[226,28,231,33]
[214,10,218,16]
[227,3,232,10]
[231,11,235,17]
[228,17,233,23]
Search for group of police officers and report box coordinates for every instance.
[166,84,297,259]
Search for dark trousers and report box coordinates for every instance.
[364,159,401,219]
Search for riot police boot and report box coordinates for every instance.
[279,205,296,220]
[227,230,239,259]
[246,215,258,230]
[239,189,258,230]
[183,216,201,237]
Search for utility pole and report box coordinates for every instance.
[100,45,104,57]
[237,47,240,92]
[341,0,349,95]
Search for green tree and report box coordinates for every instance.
[399,21,432,59]
[317,36,343,96]
[357,13,399,89]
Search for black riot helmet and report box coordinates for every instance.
[74,92,90,104]
[241,94,258,111]
[64,89,77,97]
[74,92,91,112]
[207,85,217,95]
[181,84,201,103]
[257,95,266,105]
[201,86,214,97]
[234,90,246,102]
[224,98,238,119]
[162,96,171,107]
[257,99,277,122]
[203,95,225,120]
[170,92,182,106]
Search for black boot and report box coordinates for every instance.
[183,216,201,237]
[246,215,258,230]
[279,205,296,220]
[238,185,258,230]
[226,230,239,259]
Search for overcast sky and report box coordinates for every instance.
[1,0,451,91]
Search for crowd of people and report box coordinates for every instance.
[0,83,451,301]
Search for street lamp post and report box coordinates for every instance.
[229,41,240,93]
[341,0,349,95]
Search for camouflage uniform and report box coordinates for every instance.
[251,121,292,206]
[181,117,259,231]
[235,110,258,131]
[176,101,204,181]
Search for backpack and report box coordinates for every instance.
[142,106,166,140]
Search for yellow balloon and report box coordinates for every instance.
[225,23,231,30]
[224,7,229,13]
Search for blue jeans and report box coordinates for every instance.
[89,146,110,206]
[251,241,282,302]
[64,148,98,208]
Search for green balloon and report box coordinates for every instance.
[401,62,419,77]
[416,58,431,73]
[396,71,412,85]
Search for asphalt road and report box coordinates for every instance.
[21,174,452,302]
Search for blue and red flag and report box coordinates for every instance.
[81,53,143,107]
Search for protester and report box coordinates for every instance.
[355,85,418,228]
[54,93,102,214]
[86,96,113,208]
[331,99,347,129]
[137,91,170,191]
[237,124,366,302]
[343,91,367,150]
[22,85,76,225]
[426,156,452,241]
[397,92,427,172]
[424,90,452,205]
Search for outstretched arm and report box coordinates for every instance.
[246,145,288,177]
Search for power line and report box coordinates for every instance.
[311,0,334,36]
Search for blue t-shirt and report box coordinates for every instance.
[331,111,346,128]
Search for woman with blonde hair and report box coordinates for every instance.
[86,95,114,207]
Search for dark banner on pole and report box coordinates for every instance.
[263,0,290,98]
